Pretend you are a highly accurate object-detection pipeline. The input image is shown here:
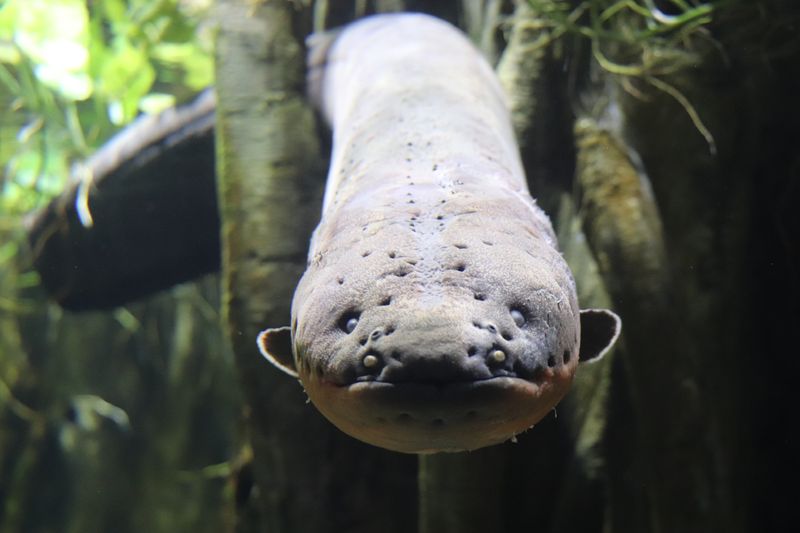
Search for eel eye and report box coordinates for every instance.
[510,308,525,327]
[339,311,360,333]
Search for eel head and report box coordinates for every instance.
[258,246,620,453]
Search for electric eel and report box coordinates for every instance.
[258,13,621,454]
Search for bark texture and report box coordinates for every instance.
[213,2,416,532]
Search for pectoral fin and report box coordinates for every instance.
[579,309,622,363]
[257,327,298,378]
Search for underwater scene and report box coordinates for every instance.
[1,1,797,532]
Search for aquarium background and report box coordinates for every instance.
[1,1,797,532]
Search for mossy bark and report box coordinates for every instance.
[214,2,416,532]
[576,21,762,533]
[418,448,508,533]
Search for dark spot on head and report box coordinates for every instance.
[359,336,368,346]
[482,240,494,246]
[379,296,392,306]
[384,325,395,335]
[454,243,468,249]
[436,215,444,220]
[474,293,486,301]
[547,354,556,367]
[501,331,514,341]
[563,349,571,363]
[406,157,412,162]
[361,250,371,257]
[337,277,345,285]
[408,199,415,204]
[407,142,413,147]
[467,346,478,356]
[440,199,446,204]
[454,263,466,272]
[472,321,481,329]
[388,251,397,258]
[432,164,438,171]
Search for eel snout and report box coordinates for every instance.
[306,303,577,453]
[258,301,619,453]
[334,303,572,386]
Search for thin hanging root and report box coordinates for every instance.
[601,0,654,22]
[75,163,95,228]
[592,38,647,77]
[644,75,717,156]
[524,1,718,156]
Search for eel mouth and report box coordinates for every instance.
[303,372,572,453]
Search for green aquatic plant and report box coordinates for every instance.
[0,0,213,214]
[526,0,730,153]
[0,9,217,524]
[526,0,721,70]
[0,0,214,351]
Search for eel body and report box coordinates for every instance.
[259,14,620,454]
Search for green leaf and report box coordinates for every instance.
[139,92,176,115]
[1,0,213,214]
[8,0,92,99]
[98,41,156,124]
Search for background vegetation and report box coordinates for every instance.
[1,2,239,532]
